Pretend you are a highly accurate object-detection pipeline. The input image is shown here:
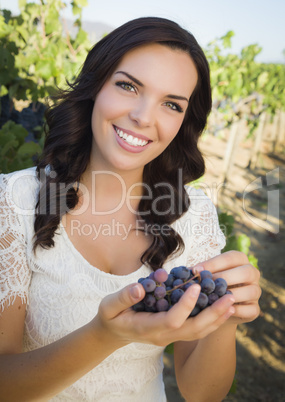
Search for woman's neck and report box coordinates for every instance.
[79,164,145,215]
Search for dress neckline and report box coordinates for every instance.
[59,221,149,279]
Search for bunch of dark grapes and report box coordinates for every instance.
[132,266,232,316]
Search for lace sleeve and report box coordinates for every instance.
[0,173,31,312]
[184,187,226,267]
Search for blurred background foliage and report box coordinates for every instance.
[0,0,91,171]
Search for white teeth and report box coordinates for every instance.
[126,134,134,143]
[115,126,148,147]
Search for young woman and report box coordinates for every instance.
[0,17,260,401]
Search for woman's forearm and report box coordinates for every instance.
[0,318,125,402]
[175,323,237,402]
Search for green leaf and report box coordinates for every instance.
[257,71,269,88]
[229,377,237,394]
[72,4,82,15]
[0,46,15,70]
[236,234,251,254]
[16,25,29,42]
[0,15,13,37]
[74,27,88,46]
[18,0,27,10]
[248,254,259,269]
[164,343,174,354]
[17,141,42,156]
[36,58,55,80]
[0,85,8,96]
[218,212,235,237]
[0,139,19,156]
[221,31,234,49]
[74,0,88,7]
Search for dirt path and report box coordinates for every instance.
[163,129,285,402]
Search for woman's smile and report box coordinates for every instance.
[113,124,152,153]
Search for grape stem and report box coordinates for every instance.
[165,273,200,295]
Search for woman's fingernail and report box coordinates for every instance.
[191,285,201,297]
[225,307,235,318]
[130,284,141,299]
[193,265,204,274]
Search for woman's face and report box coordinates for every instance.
[90,43,198,176]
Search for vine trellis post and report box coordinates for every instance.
[248,112,267,170]
[220,119,243,185]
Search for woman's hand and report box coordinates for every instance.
[93,278,236,348]
[193,250,261,326]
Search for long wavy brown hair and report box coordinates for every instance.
[34,17,212,270]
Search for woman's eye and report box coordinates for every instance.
[116,81,136,93]
[164,102,183,113]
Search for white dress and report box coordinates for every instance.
[0,167,226,402]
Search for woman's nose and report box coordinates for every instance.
[129,98,155,128]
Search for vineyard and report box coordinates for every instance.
[0,1,284,401]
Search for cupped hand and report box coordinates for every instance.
[193,250,261,325]
[94,280,236,348]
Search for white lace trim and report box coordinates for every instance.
[0,173,31,312]
[0,168,225,401]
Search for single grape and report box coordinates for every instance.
[200,270,213,281]
[142,278,156,293]
[144,294,156,308]
[214,281,227,297]
[201,278,215,295]
[214,277,226,285]
[148,272,155,280]
[196,292,208,309]
[164,274,175,287]
[138,278,145,284]
[173,279,183,287]
[189,305,200,317]
[156,298,169,311]
[132,301,145,312]
[154,286,167,299]
[208,293,219,305]
[154,268,168,283]
[145,305,157,312]
[188,268,194,278]
[183,282,194,291]
[175,266,191,280]
[170,267,180,278]
[170,289,184,304]
[226,290,233,295]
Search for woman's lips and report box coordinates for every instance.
[113,125,151,143]
[113,125,152,153]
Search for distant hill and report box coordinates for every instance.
[65,19,115,44]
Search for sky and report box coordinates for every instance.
[2,0,285,63]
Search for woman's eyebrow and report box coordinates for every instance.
[166,94,189,103]
[115,70,189,103]
[115,71,144,87]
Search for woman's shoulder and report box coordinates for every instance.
[184,184,216,212]
[0,166,38,182]
[0,166,39,212]
[171,184,220,237]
